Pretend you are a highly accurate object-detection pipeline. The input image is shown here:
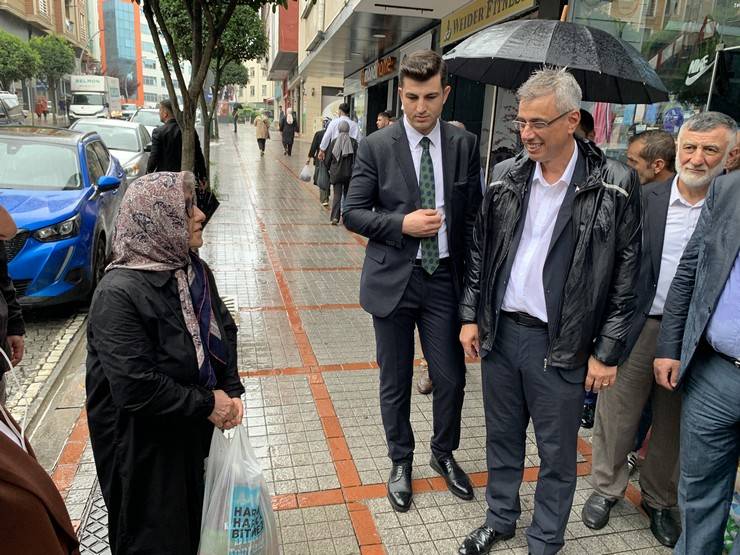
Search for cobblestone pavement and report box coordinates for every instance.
[52,126,672,554]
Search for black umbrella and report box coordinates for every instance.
[443,19,669,104]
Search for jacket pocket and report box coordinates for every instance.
[365,242,386,264]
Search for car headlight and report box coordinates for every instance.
[124,162,140,177]
[34,215,81,242]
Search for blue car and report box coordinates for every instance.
[0,126,127,305]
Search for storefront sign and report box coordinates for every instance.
[440,0,536,47]
[361,56,397,87]
[685,54,714,86]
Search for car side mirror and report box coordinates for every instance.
[97,175,121,191]
[104,102,110,108]
[144,143,152,152]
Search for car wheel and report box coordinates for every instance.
[91,236,107,293]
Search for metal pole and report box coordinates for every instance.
[484,86,498,185]
[706,46,722,111]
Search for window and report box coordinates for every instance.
[144,93,159,103]
[250,68,255,77]
[85,144,105,184]
[143,76,157,86]
[144,60,157,70]
[92,142,111,170]
[262,85,267,97]
[38,0,48,15]
[250,86,255,97]
[142,42,155,53]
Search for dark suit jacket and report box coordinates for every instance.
[145,118,207,181]
[622,177,673,356]
[343,120,482,317]
[656,172,740,383]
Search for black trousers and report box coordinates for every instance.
[283,141,293,155]
[372,264,466,463]
[482,314,585,555]
[257,138,266,152]
[330,182,349,222]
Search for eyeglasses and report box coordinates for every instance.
[185,197,195,217]
[512,110,572,132]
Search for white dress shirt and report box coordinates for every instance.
[501,142,578,322]
[404,116,449,259]
[649,177,705,315]
[319,115,360,151]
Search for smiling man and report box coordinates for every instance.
[343,50,482,513]
[457,68,642,555]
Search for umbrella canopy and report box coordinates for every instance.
[443,19,669,104]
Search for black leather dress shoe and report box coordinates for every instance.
[430,454,474,500]
[582,492,618,529]
[641,502,680,548]
[387,462,412,512]
[581,402,595,429]
[458,525,514,555]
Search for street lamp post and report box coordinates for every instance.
[79,29,104,72]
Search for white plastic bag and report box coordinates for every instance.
[198,426,279,555]
[299,164,313,182]
[201,429,228,525]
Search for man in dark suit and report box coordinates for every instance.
[457,68,642,555]
[146,99,207,182]
[343,50,482,513]
[584,113,737,547]
[654,167,739,555]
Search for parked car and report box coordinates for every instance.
[0,93,25,125]
[121,103,138,120]
[70,118,151,179]
[130,107,161,135]
[0,126,126,306]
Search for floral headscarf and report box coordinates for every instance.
[107,171,224,388]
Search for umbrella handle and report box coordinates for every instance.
[560,5,569,21]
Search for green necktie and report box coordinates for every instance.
[419,137,439,275]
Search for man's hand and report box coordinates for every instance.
[584,355,617,393]
[654,358,680,391]
[317,150,326,161]
[208,389,236,428]
[7,336,24,366]
[460,323,480,359]
[402,209,442,237]
[222,397,244,430]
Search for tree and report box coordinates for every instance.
[158,0,268,174]
[0,31,40,91]
[30,35,75,123]
[137,0,282,175]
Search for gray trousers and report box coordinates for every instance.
[482,315,585,555]
[591,317,681,509]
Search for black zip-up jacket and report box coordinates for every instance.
[459,139,642,369]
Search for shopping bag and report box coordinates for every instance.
[198,427,279,555]
[316,161,330,191]
[299,164,313,182]
[201,429,228,526]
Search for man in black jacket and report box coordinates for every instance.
[145,100,207,183]
[457,68,641,555]
[307,118,329,206]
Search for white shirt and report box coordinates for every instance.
[319,115,360,151]
[501,142,579,322]
[649,177,705,315]
[404,116,449,259]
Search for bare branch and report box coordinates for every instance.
[142,2,184,120]
[148,0,190,104]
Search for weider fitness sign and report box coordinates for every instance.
[440,0,536,47]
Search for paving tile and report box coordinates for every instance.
[285,270,362,306]
[237,310,302,370]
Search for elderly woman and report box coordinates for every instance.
[86,171,244,554]
[324,120,358,225]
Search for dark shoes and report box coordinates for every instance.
[416,373,433,394]
[458,525,514,555]
[430,454,474,500]
[330,219,339,226]
[387,461,413,512]
[641,502,680,548]
[582,492,618,529]
[581,402,595,429]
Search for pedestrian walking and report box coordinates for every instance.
[325,121,357,225]
[318,102,360,159]
[343,50,483,513]
[254,111,270,157]
[279,108,298,156]
[232,104,239,133]
[85,171,245,555]
[653,165,740,555]
[308,117,330,206]
[584,114,735,548]
[457,67,641,555]
[376,110,392,131]
[146,99,208,184]
[34,96,46,122]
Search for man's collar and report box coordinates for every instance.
[403,115,441,148]
[671,175,705,207]
[533,140,578,187]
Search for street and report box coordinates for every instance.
[17,123,673,555]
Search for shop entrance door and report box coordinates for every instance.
[366,80,389,135]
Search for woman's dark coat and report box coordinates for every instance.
[86,265,244,555]
[279,114,298,145]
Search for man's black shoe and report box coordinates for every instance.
[582,492,618,529]
[387,462,412,512]
[458,525,514,555]
[641,502,680,548]
[581,402,595,429]
[430,454,474,500]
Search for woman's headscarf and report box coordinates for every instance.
[332,120,354,160]
[286,110,294,125]
[107,171,225,388]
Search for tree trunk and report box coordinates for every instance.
[180,97,196,172]
[199,91,211,176]
[51,83,58,126]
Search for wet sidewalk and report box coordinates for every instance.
[58,125,670,554]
